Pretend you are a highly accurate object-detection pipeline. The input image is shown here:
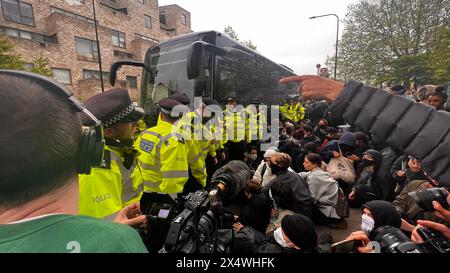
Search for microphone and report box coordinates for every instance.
[210,160,252,202]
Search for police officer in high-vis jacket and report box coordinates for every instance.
[78,88,145,220]
[137,97,189,209]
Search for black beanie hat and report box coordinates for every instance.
[281,214,318,249]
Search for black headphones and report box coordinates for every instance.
[0,70,105,174]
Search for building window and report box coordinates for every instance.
[137,0,144,4]
[159,12,166,25]
[134,33,158,43]
[1,0,35,26]
[50,6,94,24]
[2,26,58,43]
[52,68,72,85]
[83,69,109,80]
[75,37,98,62]
[144,15,152,28]
[127,76,137,88]
[111,29,125,48]
[180,14,186,25]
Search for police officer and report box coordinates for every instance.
[168,93,208,194]
[78,88,145,220]
[137,97,189,209]
[224,96,247,161]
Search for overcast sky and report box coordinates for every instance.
[159,0,360,75]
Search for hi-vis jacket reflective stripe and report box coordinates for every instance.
[224,109,246,142]
[137,119,189,194]
[174,111,207,187]
[78,146,143,220]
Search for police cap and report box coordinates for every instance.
[82,88,144,128]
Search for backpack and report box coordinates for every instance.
[335,186,350,219]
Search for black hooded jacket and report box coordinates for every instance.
[361,200,401,240]
[270,170,314,218]
[354,149,396,201]
[329,81,450,187]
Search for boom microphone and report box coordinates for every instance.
[210,160,251,200]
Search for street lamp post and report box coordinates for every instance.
[92,0,104,92]
[309,14,340,80]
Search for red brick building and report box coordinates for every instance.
[0,0,192,101]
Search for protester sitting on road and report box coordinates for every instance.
[391,154,428,194]
[266,153,314,234]
[349,149,396,207]
[279,75,450,187]
[242,214,318,253]
[300,125,321,146]
[343,200,402,253]
[298,153,343,227]
[244,145,262,171]
[279,128,304,166]
[313,118,329,142]
[253,148,295,190]
[317,126,340,152]
[293,142,319,173]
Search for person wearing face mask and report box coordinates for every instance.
[344,200,402,253]
[300,125,321,146]
[279,128,304,165]
[230,179,272,234]
[348,149,396,208]
[313,118,329,142]
[253,148,296,190]
[269,153,314,226]
[279,127,288,141]
[79,89,145,220]
[253,214,318,253]
[244,146,262,171]
[317,127,340,152]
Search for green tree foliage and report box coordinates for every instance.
[30,56,54,77]
[0,35,25,70]
[326,0,449,86]
[224,25,240,41]
[224,26,258,50]
[242,40,257,50]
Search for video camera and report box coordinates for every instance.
[140,161,252,253]
[372,225,450,253]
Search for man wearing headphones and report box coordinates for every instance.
[0,70,147,252]
[78,89,145,221]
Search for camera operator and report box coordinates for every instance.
[343,200,402,253]
[411,191,450,242]
[0,71,147,252]
[393,178,446,232]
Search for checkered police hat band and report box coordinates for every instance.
[104,103,135,127]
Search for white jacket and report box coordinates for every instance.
[299,168,340,219]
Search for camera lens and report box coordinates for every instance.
[408,188,449,212]
[372,225,421,253]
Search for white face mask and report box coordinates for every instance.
[249,154,257,161]
[361,214,375,235]
[274,227,289,248]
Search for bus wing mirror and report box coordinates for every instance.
[187,41,226,80]
[109,60,152,86]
